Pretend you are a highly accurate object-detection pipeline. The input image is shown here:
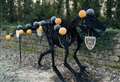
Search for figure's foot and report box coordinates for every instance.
[80,65,90,76]
[33,61,44,69]
[75,72,91,82]
[74,72,85,82]
[80,65,88,71]
[33,62,43,69]
[37,63,51,70]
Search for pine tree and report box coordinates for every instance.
[89,0,101,17]
[7,0,16,22]
[32,0,42,20]
[0,0,8,22]
[23,0,33,22]
[17,0,24,22]
[106,0,112,21]
[115,0,120,28]
[65,0,70,19]
[56,0,64,16]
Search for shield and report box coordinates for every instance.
[85,36,96,50]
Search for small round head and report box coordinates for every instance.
[55,18,62,25]
[86,8,95,16]
[79,10,87,18]
[33,21,39,29]
[38,20,46,26]
[16,25,23,30]
[33,21,39,26]
[50,16,56,22]
[25,24,32,29]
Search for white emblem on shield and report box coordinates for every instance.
[85,36,96,50]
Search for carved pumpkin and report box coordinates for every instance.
[16,30,20,38]
[79,10,87,18]
[55,18,62,25]
[59,27,67,36]
[5,35,11,41]
[37,26,43,32]
[36,26,43,36]
[19,29,25,35]
[26,29,32,36]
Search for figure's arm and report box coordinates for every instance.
[71,16,81,28]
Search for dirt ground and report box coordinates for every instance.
[0,34,120,82]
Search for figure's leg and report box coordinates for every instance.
[73,44,87,71]
[39,34,44,43]
[72,41,90,82]
[64,46,76,75]
[38,49,51,66]
[73,40,90,80]
[51,47,66,82]
[63,46,88,82]
[73,38,88,72]
[38,34,52,66]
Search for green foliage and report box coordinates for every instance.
[0,0,120,29]
[23,0,33,22]
[106,0,113,20]
[94,28,119,51]
[105,63,120,70]
[114,0,120,29]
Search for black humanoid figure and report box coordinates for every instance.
[34,16,89,82]
[9,8,106,82]
[36,9,106,82]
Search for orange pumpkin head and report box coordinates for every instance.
[19,29,25,35]
[37,26,43,32]
[26,29,32,36]
[5,35,11,41]
[79,10,87,18]
[36,26,43,36]
[59,27,67,36]
[16,30,20,38]
[55,18,62,25]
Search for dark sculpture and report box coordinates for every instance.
[35,9,106,82]
[5,8,106,82]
